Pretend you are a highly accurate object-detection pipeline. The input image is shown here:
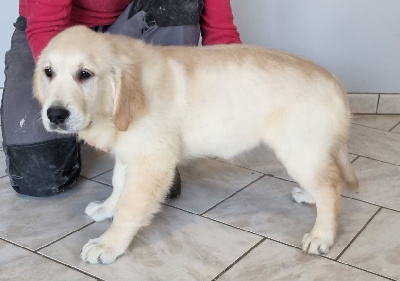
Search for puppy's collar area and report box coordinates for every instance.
[85,140,111,153]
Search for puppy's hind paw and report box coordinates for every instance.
[85,201,113,222]
[302,232,333,255]
[292,187,316,205]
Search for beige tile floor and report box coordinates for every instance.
[1,114,400,281]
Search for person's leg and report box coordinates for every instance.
[1,17,81,197]
[107,0,201,46]
[104,0,202,199]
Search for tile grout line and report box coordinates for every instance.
[167,203,302,250]
[80,175,97,181]
[204,215,302,249]
[162,202,200,214]
[81,168,113,181]
[349,122,388,132]
[353,155,400,167]
[0,237,104,281]
[352,122,398,133]
[211,157,266,173]
[0,237,38,253]
[388,120,400,132]
[352,113,400,115]
[200,174,267,215]
[211,157,270,175]
[334,207,382,261]
[212,157,296,183]
[257,173,295,183]
[79,175,113,189]
[351,113,388,115]
[214,148,400,172]
[34,221,96,252]
[350,121,400,134]
[38,252,106,281]
[211,237,267,281]
[340,195,400,213]
[87,177,112,187]
[376,93,381,114]
[350,155,360,163]
[325,257,397,281]
[211,153,400,181]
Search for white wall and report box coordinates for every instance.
[231,0,400,93]
[1,1,19,87]
[1,1,399,93]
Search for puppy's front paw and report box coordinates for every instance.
[85,201,113,222]
[302,232,333,255]
[81,237,126,264]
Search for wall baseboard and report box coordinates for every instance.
[348,92,400,114]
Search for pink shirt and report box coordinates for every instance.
[19,0,242,61]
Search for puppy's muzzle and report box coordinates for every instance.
[47,107,70,125]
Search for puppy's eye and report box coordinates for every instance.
[78,70,93,81]
[44,68,53,78]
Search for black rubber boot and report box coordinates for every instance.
[4,138,81,197]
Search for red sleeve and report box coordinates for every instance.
[200,0,242,45]
[20,0,72,61]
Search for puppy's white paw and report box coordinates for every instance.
[292,187,316,205]
[81,237,126,264]
[302,232,333,255]
[85,201,113,222]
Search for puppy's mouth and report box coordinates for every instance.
[47,121,92,134]
[48,123,69,132]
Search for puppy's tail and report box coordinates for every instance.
[335,140,359,191]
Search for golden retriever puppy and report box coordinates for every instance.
[34,25,358,264]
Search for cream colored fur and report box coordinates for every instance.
[34,25,358,264]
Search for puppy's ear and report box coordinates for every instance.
[112,66,145,131]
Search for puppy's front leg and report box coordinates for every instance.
[80,160,175,264]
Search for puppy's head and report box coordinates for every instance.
[34,25,145,134]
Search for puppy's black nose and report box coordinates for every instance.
[47,107,70,125]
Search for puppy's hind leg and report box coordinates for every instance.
[85,158,126,222]
[277,147,341,255]
[301,159,341,255]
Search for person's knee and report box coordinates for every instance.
[3,138,81,197]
